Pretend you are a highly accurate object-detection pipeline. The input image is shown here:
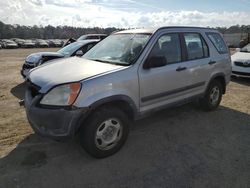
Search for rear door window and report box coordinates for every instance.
[206,33,228,54]
[183,33,209,60]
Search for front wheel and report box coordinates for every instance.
[199,80,223,111]
[79,107,130,158]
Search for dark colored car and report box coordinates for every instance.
[35,39,49,48]
[21,39,99,78]
[1,39,18,49]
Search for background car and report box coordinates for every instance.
[13,39,26,47]
[35,39,49,48]
[46,39,64,47]
[21,40,36,48]
[1,39,18,49]
[63,34,107,47]
[77,34,107,41]
[21,39,99,78]
[231,43,250,78]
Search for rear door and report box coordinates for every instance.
[181,32,211,92]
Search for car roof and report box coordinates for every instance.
[115,26,218,35]
[75,39,100,44]
[83,34,107,36]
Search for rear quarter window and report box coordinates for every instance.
[206,32,228,54]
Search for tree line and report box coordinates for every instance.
[0,21,250,39]
[0,21,119,39]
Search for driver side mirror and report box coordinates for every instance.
[75,50,84,57]
[143,56,167,69]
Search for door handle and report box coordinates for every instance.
[208,61,216,65]
[176,66,187,71]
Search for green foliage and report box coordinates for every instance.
[216,25,250,34]
[0,21,119,39]
[0,21,249,39]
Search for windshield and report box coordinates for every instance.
[240,44,250,53]
[57,42,83,55]
[83,33,151,65]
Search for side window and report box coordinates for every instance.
[149,33,181,64]
[86,43,95,51]
[79,43,96,54]
[80,45,88,54]
[184,33,209,60]
[206,33,228,54]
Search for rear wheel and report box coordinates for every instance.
[80,107,130,158]
[199,80,223,111]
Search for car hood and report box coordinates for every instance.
[231,52,250,61]
[26,52,64,64]
[28,57,124,93]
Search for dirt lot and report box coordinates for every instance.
[0,48,249,188]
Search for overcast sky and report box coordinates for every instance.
[1,0,250,28]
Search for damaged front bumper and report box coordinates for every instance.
[24,84,88,140]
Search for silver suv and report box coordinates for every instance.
[24,27,231,158]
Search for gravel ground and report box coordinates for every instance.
[0,48,249,188]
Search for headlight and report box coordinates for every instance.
[40,83,81,106]
[26,54,41,63]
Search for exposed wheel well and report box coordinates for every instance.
[211,75,226,94]
[93,100,136,120]
[75,97,137,135]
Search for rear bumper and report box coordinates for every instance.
[24,87,89,140]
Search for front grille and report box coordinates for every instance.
[234,61,250,67]
[23,63,35,69]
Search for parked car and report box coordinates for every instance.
[14,39,26,47]
[23,27,231,158]
[21,39,99,78]
[231,43,250,78]
[46,39,64,47]
[35,39,49,48]
[1,39,18,49]
[21,40,36,48]
[77,34,107,41]
[63,34,107,47]
[63,38,76,47]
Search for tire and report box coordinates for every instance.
[199,80,223,111]
[79,107,130,158]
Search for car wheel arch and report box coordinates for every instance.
[208,73,226,94]
[74,95,138,134]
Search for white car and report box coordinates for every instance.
[231,44,250,78]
